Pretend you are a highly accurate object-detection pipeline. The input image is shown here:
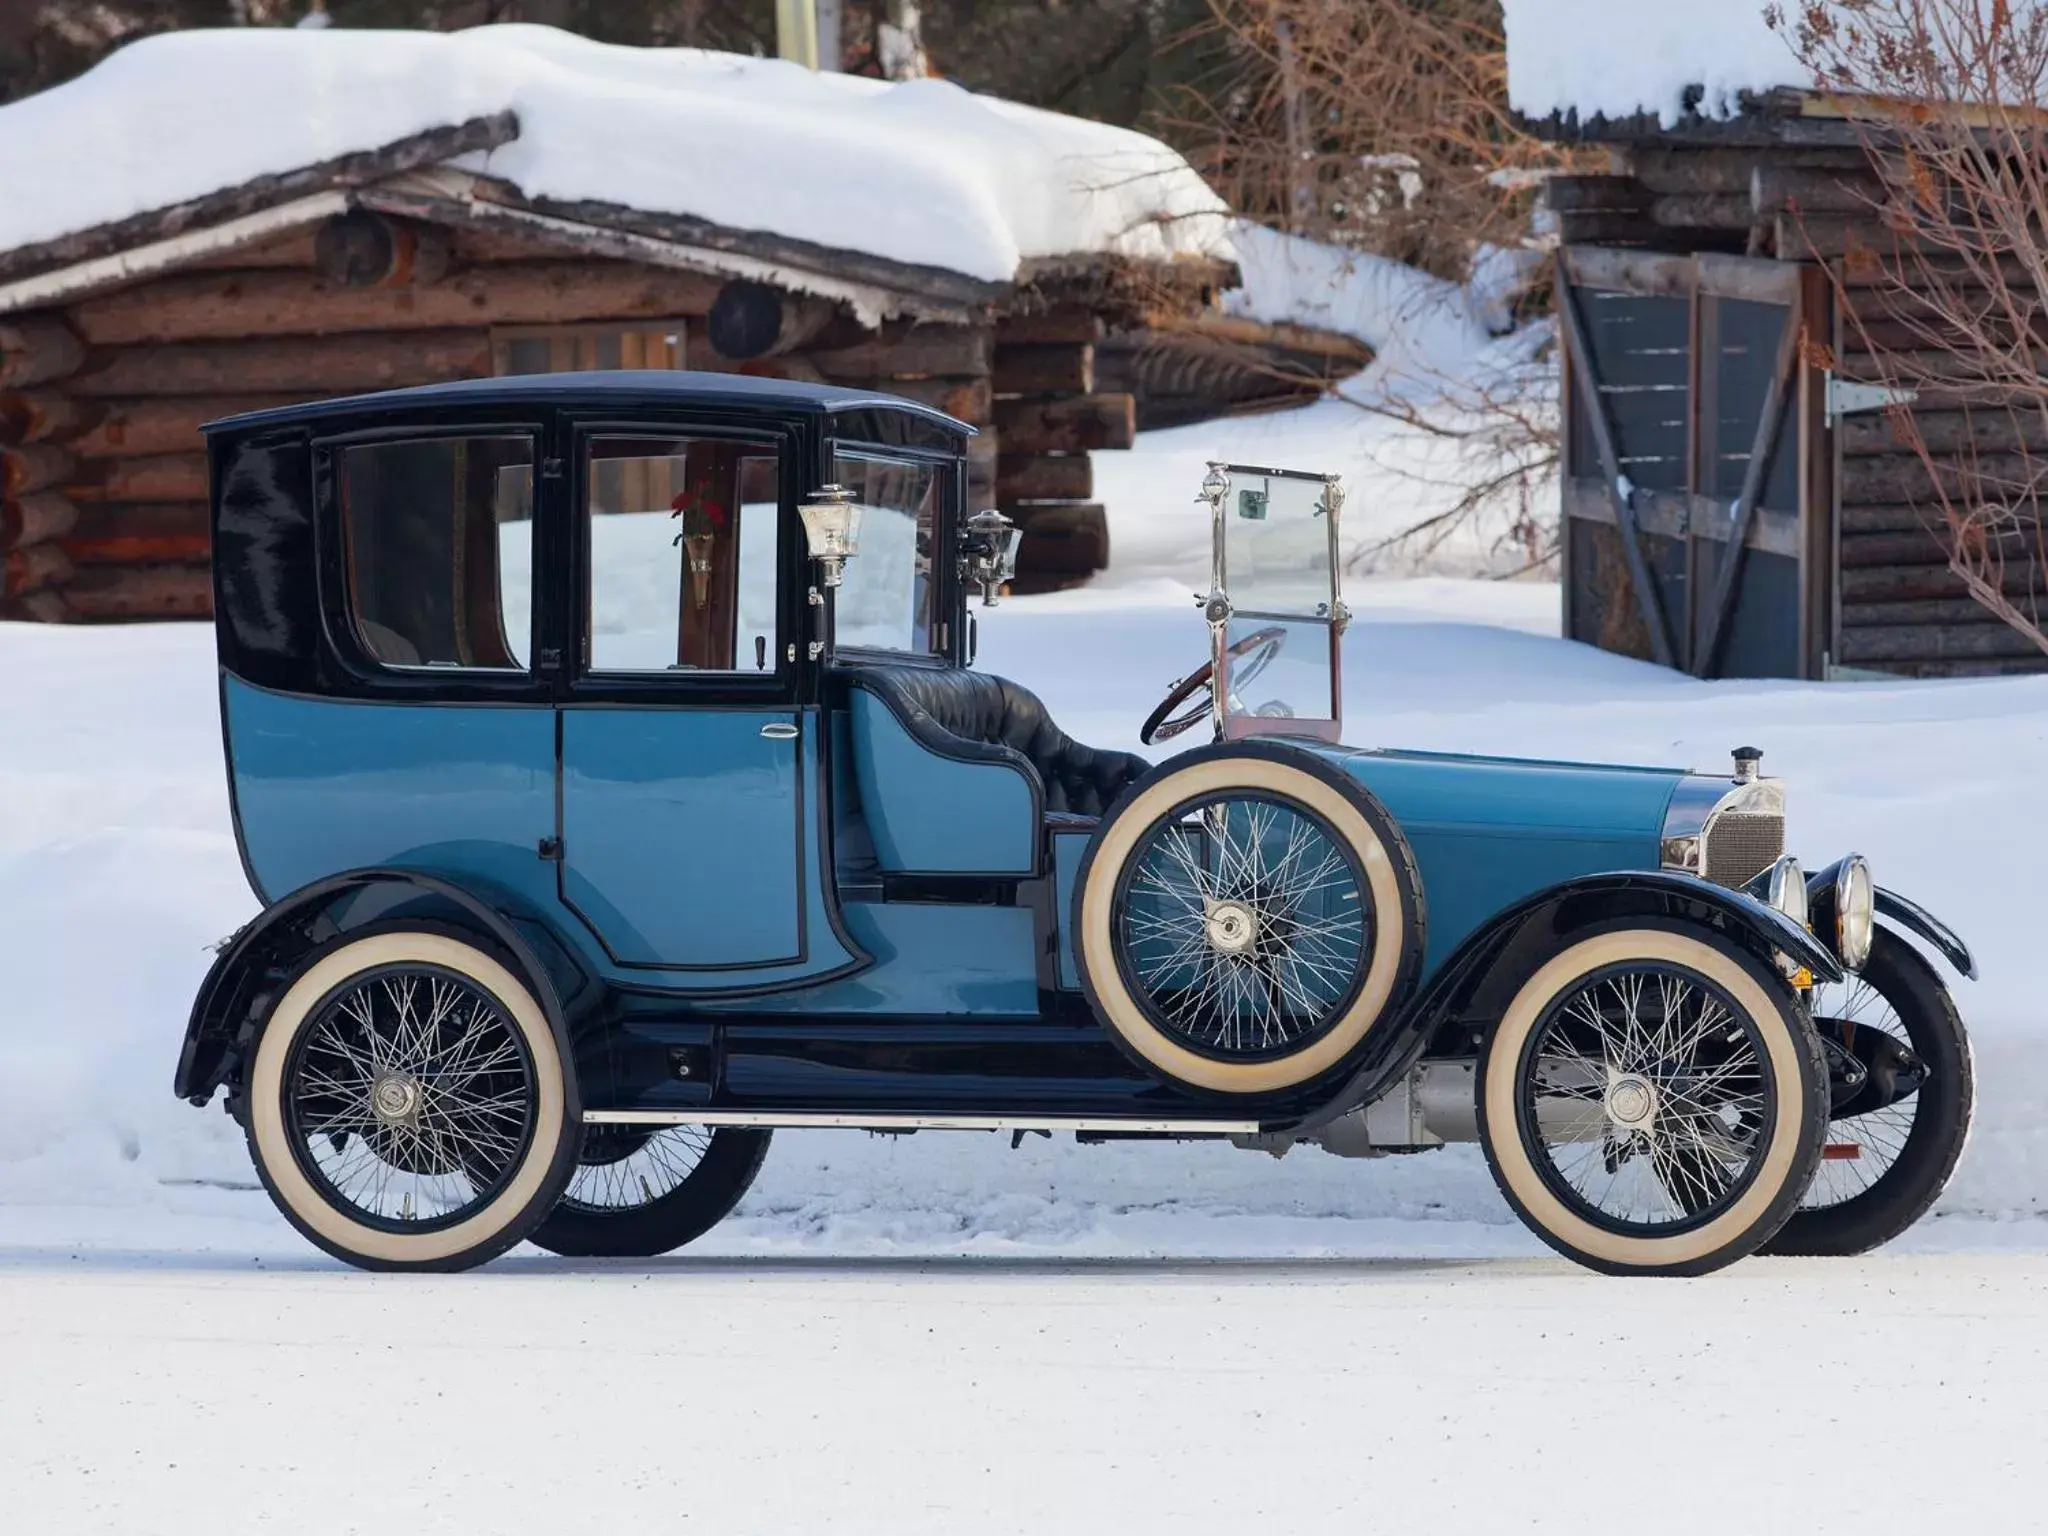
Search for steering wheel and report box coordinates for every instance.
[1138,626,1287,745]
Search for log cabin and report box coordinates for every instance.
[1509,5,2048,679]
[0,28,1367,622]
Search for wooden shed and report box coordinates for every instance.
[0,34,1366,626]
[1535,91,2048,679]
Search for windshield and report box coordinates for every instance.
[1211,465,1342,737]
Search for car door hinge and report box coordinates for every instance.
[537,645,562,670]
[540,457,565,481]
[537,836,563,861]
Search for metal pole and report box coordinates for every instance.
[776,0,820,69]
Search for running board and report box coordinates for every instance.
[582,1110,1262,1134]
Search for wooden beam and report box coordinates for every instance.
[1545,175,1654,213]
[67,453,209,504]
[994,343,1095,397]
[1010,502,1108,577]
[810,326,992,380]
[1837,619,2048,663]
[2,444,76,495]
[58,562,212,621]
[703,281,836,360]
[995,311,1104,347]
[1627,147,1868,195]
[68,331,491,399]
[313,211,451,288]
[68,262,730,347]
[1557,280,1679,667]
[0,392,96,447]
[60,501,209,564]
[0,114,520,289]
[991,394,1135,453]
[1840,408,2048,458]
[1562,246,1696,298]
[1650,193,1754,230]
[996,453,1092,503]
[60,396,296,458]
[0,491,77,552]
[0,319,85,389]
[2,540,71,597]
[1841,561,2042,602]
[1752,165,1883,217]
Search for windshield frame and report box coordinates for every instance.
[1205,461,1346,742]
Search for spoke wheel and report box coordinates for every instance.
[1113,790,1370,1060]
[1519,962,1774,1237]
[1075,744,1423,1099]
[245,930,579,1272]
[1477,925,1827,1277]
[531,1126,773,1258]
[1762,928,1973,1256]
[285,963,538,1233]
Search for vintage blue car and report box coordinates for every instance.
[174,373,1975,1275]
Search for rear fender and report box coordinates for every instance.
[174,868,589,1109]
[1875,886,1978,980]
[1288,868,1841,1131]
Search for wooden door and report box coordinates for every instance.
[1558,248,1828,678]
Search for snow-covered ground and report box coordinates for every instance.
[8,571,2048,1528]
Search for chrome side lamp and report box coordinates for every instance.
[963,507,1022,606]
[798,484,864,587]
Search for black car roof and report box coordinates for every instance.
[204,370,976,435]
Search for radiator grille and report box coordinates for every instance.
[1703,813,1785,888]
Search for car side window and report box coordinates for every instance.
[338,434,534,670]
[831,451,939,653]
[584,434,781,674]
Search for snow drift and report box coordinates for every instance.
[0,24,1231,283]
[1501,0,1800,125]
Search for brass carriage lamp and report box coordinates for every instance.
[962,507,1022,606]
[798,484,864,587]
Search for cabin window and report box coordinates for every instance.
[831,451,940,653]
[583,434,781,674]
[337,435,534,671]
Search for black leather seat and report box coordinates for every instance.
[842,664,1150,819]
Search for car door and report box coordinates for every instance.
[556,421,804,970]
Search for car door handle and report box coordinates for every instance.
[760,723,799,740]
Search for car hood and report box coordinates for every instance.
[1294,743,1688,977]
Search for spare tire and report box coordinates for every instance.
[1072,742,1424,1099]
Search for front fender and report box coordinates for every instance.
[173,866,584,1106]
[1875,886,1978,980]
[1286,867,1842,1132]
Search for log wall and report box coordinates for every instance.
[0,216,1000,622]
[1550,143,2048,679]
[989,309,1132,592]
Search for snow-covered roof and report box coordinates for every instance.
[0,24,1231,289]
[1501,1,1804,127]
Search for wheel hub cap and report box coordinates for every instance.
[1204,900,1259,956]
[1604,1073,1657,1131]
[371,1073,423,1123]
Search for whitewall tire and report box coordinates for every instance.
[244,929,581,1272]
[1074,746,1424,1099]
[1476,924,1828,1277]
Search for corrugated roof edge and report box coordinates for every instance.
[203,370,977,435]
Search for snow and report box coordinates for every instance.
[1222,223,1494,374]
[7,1244,2048,1534]
[0,24,1230,284]
[1501,0,1803,125]
[7,580,2048,1525]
